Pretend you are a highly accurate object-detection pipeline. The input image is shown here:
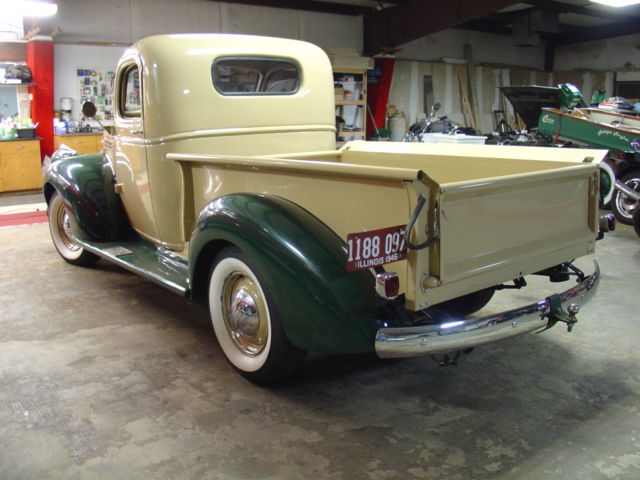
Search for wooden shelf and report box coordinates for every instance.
[0,83,35,87]
[332,65,368,140]
[333,67,366,75]
[336,99,365,106]
[338,131,365,138]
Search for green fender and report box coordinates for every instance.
[189,194,384,354]
[43,153,130,242]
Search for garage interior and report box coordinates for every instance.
[1,1,640,478]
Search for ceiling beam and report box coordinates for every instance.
[209,0,370,16]
[528,0,640,21]
[363,0,523,55]
[551,19,640,46]
[458,19,513,37]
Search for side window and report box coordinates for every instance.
[119,65,141,117]
[212,58,300,95]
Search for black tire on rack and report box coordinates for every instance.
[612,170,640,226]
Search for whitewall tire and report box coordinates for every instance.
[48,192,99,266]
[208,247,306,383]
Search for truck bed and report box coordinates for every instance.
[171,141,604,311]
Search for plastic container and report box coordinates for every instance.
[389,115,406,142]
[16,128,36,139]
[421,133,487,144]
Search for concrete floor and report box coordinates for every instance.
[1,220,639,480]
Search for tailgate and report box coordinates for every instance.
[284,142,604,311]
[408,164,599,310]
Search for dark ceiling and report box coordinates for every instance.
[212,0,640,69]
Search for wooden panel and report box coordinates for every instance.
[0,140,42,192]
[0,140,40,156]
[54,134,102,155]
[0,41,27,63]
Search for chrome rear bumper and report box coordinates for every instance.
[375,261,600,358]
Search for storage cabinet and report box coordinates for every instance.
[0,139,42,192]
[333,68,367,141]
[53,133,103,155]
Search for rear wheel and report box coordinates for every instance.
[612,171,640,225]
[435,288,495,317]
[208,247,306,384]
[48,192,99,266]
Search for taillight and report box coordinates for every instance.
[376,272,399,299]
[599,213,615,233]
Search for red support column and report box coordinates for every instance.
[366,57,395,139]
[26,36,54,161]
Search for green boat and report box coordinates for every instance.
[538,107,640,154]
[500,84,640,225]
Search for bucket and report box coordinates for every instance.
[60,97,73,111]
[389,115,406,142]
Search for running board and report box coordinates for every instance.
[76,237,190,297]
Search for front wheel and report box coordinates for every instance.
[612,171,640,225]
[48,192,99,267]
[208,247,306,384]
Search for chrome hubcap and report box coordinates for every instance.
[57,206,80,252]
[221,272,268,356]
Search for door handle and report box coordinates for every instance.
[132,129,143,135]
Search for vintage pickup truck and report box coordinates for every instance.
[45,34,610,383]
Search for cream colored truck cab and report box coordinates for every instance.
[45,34,611,383]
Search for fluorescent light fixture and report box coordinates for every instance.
[591,0,640,6]
[10,0,59,17]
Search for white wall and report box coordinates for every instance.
[388,60,615,135]
[44,0,363,120]
[0,87,19,117]
[396,29,546,70]
[554,33,640,72]
[37,0,362,50]
[0,8,23,41]
[54,44,126,119]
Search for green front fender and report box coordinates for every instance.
[43,153,130,242]
[189,194,383,354]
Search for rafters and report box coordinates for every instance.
[209,0,370,16]
[528,0,640,21]
[363,0,524,55]
[205,0,640,52]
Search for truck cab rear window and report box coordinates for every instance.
[212,58,300,95]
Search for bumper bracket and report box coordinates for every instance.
[375,261,600,358]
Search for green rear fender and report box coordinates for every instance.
[189,194,382,354]
[43,153,131,242]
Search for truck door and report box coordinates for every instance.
[113,59,159,242]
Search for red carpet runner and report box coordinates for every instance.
[0,210,48,228]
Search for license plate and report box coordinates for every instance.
[346,225,407,272]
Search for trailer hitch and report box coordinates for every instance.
[545,295,580,332]
[430,348,474,367]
